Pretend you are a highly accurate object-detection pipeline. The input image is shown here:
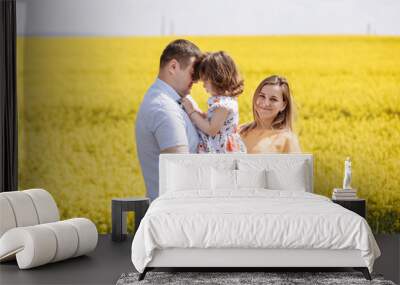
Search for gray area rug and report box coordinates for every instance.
[116,271,396,285]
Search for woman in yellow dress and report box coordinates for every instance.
[239,75,301,153]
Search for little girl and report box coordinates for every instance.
[181,51,247,153]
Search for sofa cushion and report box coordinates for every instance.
[0,218,97,269]
[0,191,39,227]
[0,189,59,238]
[0,196,17,237]
[24,189,59,223]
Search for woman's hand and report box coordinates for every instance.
[181,97,195,114]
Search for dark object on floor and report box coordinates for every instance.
[138,267,151,281]
[112,197,150,241]
[354,267,372,280]
[117,271,395,285]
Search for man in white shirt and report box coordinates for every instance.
[135,39,202,201]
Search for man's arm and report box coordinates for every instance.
[152,106,190,153]
[160,145,189,153]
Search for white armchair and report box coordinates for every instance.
[0,189,98,269]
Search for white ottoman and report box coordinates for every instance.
[0,189,98,269]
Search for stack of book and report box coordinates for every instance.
[332,188,358,200]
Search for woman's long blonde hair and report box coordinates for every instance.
[240,75,296,136]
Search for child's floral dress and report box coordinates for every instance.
[197,96,247,153]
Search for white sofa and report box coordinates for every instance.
[0,189,98,269]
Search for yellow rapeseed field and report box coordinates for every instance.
[17,36,400,234]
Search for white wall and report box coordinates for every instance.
[17,0,400,36]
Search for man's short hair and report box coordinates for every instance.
[160,39,202,69]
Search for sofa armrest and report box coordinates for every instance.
[0,218,98,269]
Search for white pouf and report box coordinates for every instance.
[0,189,98,269]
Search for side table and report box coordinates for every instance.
[332,198,366,218]
[112,197,150,242]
